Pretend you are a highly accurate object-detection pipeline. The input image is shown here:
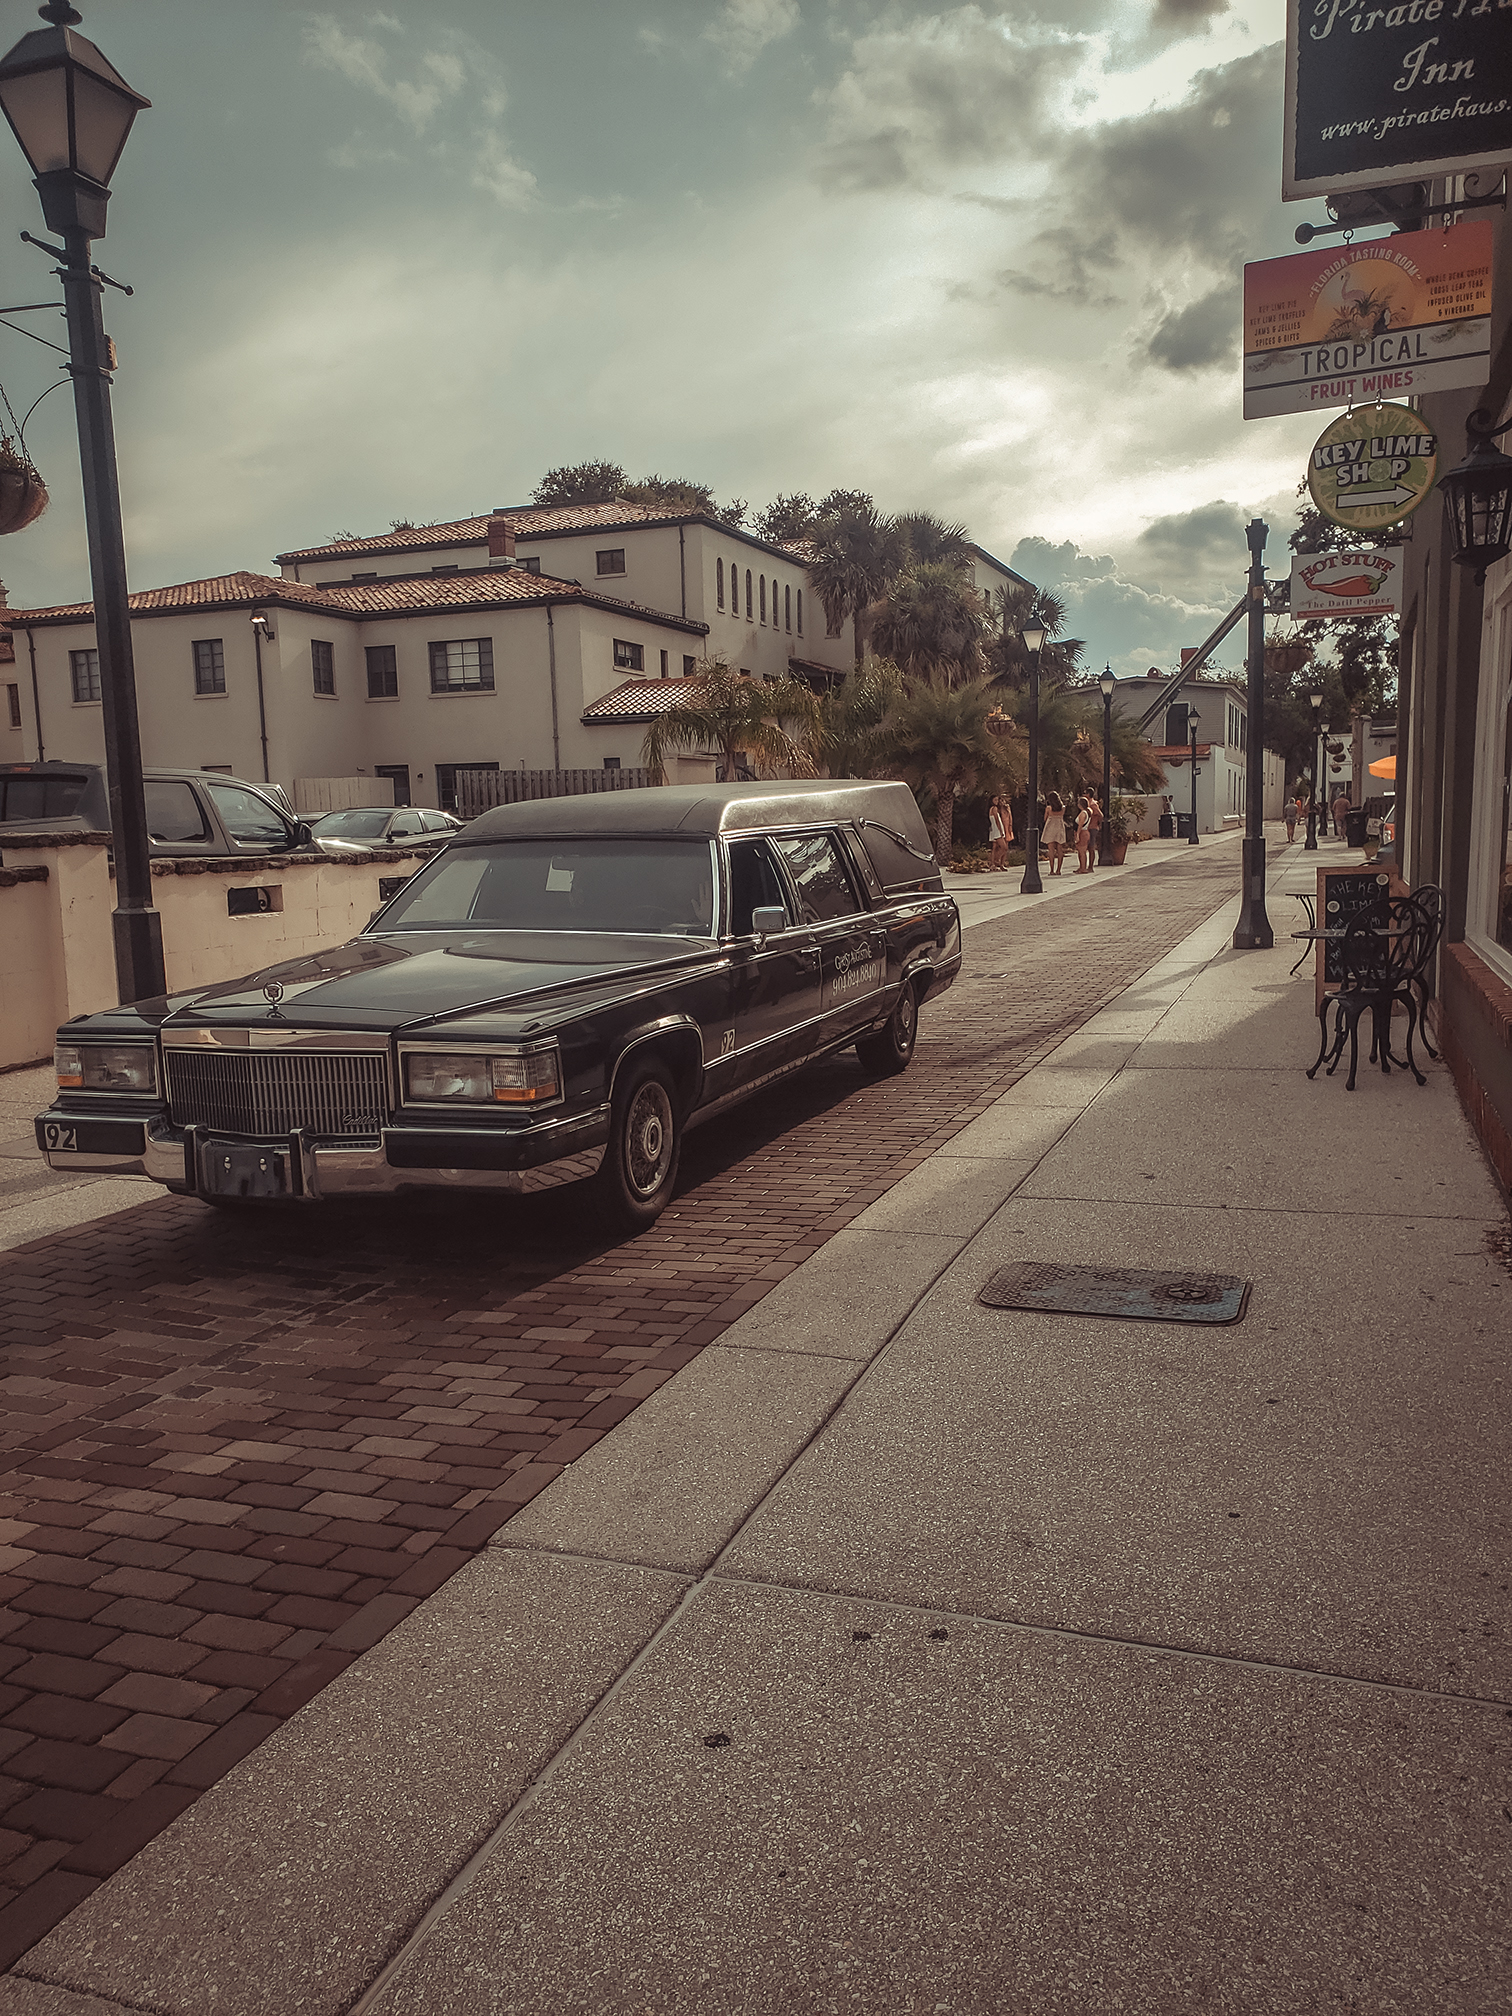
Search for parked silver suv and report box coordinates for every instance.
[0,763,312,856]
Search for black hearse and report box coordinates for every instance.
[35,780,962,1229]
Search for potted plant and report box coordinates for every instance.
[1105,795,1146,864]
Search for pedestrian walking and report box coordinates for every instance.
[1331,788,1350,839]
[1073,795,1092,874]
[987,794,1013,871]
[1283,797,1299,842]
[1086,792,1103,869]
[1041,792,1068,875]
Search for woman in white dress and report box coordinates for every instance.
[1041,793,1068,876]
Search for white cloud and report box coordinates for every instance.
[703,0,801,74]
[303,18,464,134]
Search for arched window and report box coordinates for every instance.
[760,577,767,625]
[784,584,792,633]
[796,589,803,636]
[746,570,753,620]
[717,558,724,611]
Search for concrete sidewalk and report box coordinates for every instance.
[6,848,1510,2015]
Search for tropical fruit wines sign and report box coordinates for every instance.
[1284,0,1512,199]
[1242,220,1492,417]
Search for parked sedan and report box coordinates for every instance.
[34,780,962,1230]
[307,807,465,846]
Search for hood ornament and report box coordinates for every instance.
[263,980,285,1018]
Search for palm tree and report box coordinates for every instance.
[893,512,973,573]
[878,676,1024,865]
[870,563,988,686]
[1024,680,1167,799]
[983,583,1083,688]
[641,658,819,784]
[810,658,903,778]
[805,502,901,672]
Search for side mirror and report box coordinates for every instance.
[750,905,787,942]
[292,821,313,848]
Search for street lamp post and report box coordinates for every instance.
[1099,665,1114,866]
[1304,690,1323,850]
[1232,517,1274,949]
[1186,705,1200,844]
[1318,719,1332,840]
[1018,624,1046,895]
[0,2,162,1005]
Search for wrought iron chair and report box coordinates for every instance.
[1403,883,1443,1059]
[1308,895,1435,1091]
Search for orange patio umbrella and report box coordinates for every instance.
[1368,755,1397,778]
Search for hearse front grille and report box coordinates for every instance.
[163,1048,392,1140]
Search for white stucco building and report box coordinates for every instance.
[4,499,1031,810]
[1105,669,1286,834]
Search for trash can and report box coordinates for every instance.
[1174,812,1195,839]
[1344,809,1368,848]
[1157,814,1175,838]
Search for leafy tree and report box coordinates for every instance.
[870,562,987,685]
[622,474,746,526]
[753,493,821,543]
[878,676,1023,865]
[814,487,874,520]
[810,658,903,778]
[1288,482,1398,713]
[806,502,903,672]
[641,658,819,784]
[532,462,628,507]
[1014,680,1166,800]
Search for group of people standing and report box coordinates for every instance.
[1283,789,1353,843]
[985,792,1105,875]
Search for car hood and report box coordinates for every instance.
[154,930,718,1033]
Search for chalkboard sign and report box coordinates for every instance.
[1316,866,1399,1008]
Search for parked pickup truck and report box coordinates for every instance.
[34,779,963,1231]
[0,762,314,857]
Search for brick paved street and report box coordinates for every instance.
[0,851,1238,1965]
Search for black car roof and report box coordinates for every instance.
[457,779,931,845]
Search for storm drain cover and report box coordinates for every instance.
[978,1262,1250,1325]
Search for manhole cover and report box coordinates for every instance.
[978,1262,1250,1325]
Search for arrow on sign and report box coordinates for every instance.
[1341,484,1417,510]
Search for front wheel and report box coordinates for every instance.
[856,979,920,1077]
[590,1056,681,1231]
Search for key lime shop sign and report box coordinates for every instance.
[1306,402,1439,530]
[1284,0,1512,201]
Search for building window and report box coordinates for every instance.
[785,583,792,633]
[596,549,626,576]
[312,640,336,695]
[683,655,696,675]
[191,639,225,696]
[429,638,495,692]
[746,570,753,620]
[613,639,644,671]
[659,649,669,677]
[717,558,724,610]
[69,649,102,702]
[6,683,20,728]
[797,589,803,636]
[603,755,621,770]
[366,645,398,698]
[375,763,411,806]
[760,576,767,625]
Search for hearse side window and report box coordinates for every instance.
[774,831,861,923]
[857,819,934,893]
[726,838,791,936]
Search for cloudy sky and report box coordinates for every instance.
[0,0,1358,674]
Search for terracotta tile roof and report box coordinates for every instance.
[275,500,690,565]
[13,568,709,636]
[581,678,704,725]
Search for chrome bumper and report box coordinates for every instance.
[38,1108,609,1200]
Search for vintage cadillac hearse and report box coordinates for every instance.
[35,780,962,1229]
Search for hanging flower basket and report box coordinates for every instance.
[1264,640,1311,679]
[0,438,48,537]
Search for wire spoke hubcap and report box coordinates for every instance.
[625,1082,674,1196]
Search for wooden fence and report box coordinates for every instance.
[453,767,659,820]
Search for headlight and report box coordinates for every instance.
[56,1043,158,1094]
[405,1047,560,1105]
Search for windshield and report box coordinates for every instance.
[378,839,716,936]
[311,809,394,838]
